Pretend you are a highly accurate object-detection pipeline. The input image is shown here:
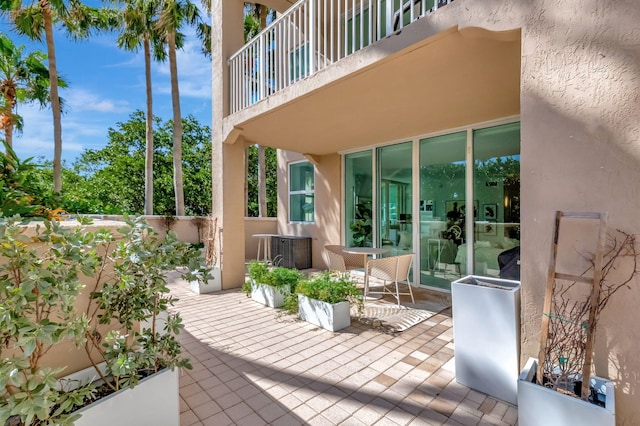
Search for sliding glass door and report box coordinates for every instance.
[377,142,412,254]
[342,120,520,290]
[345,151,373,247]
[418,132,467,289]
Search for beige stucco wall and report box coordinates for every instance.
[244,217,278,260]
[517,2,640,423]
[277,151,342,269]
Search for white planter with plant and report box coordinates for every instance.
[0,216,204,425]
[243,260,300,308]
[292,272,362,332]
[518,357,614,426]
[517,228,636,425]
[65,365,179,426]
[189,267,222,294]
[189,215,222,294]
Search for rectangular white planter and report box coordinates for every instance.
[451,275,521,405]
[298,294,351,332]
[251,281,289,308]
[518,357,615,426]
[190,267,222,294]
[68,367,180,426]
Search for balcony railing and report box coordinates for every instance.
[229,0,453,114]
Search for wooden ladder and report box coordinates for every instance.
[536,211,608,400]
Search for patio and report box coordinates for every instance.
[169,273,518,426]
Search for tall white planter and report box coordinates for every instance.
[518,357,615,426]
[251,281,289,308]
[451,275,521,405]
[189,267,222,294]
[66,367,180,426]
[298,294,351,332]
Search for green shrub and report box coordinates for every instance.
[244,260,302,296]
[287,272,363,315]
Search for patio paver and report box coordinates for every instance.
[168,276,518,426]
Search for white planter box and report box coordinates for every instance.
[298,294,351,332]
[189,267,222,294]
[518,357,615,426]
[251,281,289,308]
[451,275,521,405]
[68,367,180,426]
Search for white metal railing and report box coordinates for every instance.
[229,0,454,114]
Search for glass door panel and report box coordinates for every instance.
[473,122,521,278]
[418,132,466,290]
[377,142,412,254]
[345,151,373,247]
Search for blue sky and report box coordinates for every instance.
[0,14,212,164]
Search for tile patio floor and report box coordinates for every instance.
[168,275,518,426]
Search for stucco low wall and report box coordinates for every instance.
[244,218,278,260]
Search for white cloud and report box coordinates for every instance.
[65,88,131,113]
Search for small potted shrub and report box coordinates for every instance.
[188,215,221,294]
[243,260,301,308]
[294,272,363,332]
[518,229,637,426]
[0,215,206,425]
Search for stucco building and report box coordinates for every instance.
[211,0,640,422]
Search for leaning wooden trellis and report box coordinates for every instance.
[537,211,608,400]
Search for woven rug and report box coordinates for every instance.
[351,284,451,333]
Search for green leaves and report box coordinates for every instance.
[0,215,204,424]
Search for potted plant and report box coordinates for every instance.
[517,229,637,426]
[0,215,206,425]
[188,215,221,294]
[242,260,301,308]
[293,272,363,332]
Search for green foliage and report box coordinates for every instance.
[244,260,302,296]
[291,272,363,313]
[246,145,277,217]
[0,215,207,425]
[66,111,212,216]
[0,141,52,218]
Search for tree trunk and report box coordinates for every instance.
[41,1,62,193]
[258,145,267,217]
[144,37,154,216]
[168,31,185,216]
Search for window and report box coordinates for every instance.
[289,161,315,222]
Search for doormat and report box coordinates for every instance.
[351,285,451,333]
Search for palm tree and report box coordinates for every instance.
[1,0,116,193]
[157,0,200,216]
[116,0,165,215]
[0,33,64,151]
[245,4,274,217]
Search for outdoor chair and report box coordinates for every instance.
[324,245,365,271]
[365,253,415,306]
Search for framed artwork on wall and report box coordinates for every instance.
[483,203,498,221]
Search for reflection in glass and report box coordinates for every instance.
[419,132,466,290]
[473,122,521,278]
[345,151,373,247]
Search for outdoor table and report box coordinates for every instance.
[343,247,388,300]
[251,233,277,262]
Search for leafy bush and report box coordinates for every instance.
[0,215,206,425]
[243,260,301,296]
[285,272,363,314]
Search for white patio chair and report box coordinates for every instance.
[365,253,415,306]
[324,245,365,271]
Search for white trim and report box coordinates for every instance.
[288,160,316,224]
[338,115,521,155]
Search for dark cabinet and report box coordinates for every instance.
[270,236,312,269]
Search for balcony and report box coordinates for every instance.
[229,0,454,114]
